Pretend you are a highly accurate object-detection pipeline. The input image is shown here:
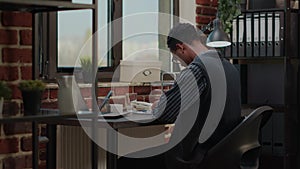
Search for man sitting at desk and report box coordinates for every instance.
[117,23,242,169]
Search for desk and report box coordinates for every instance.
[0,110,160,169]
[55,112,159,169]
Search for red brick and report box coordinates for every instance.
[0,66,19,81]
[2,12,32,27]
[3,122,32,135]
[39,142,47,149]
[151,86,162,90]
[80,87,92,98]
[0,29,18,45]
[98,87,111,96]
[20,29,32,45]
[41,100,58,109]
[113,86,132,96]
[150,89,163,95]
[196,16,213,24]
[133,86,151,95]
[212,0,218,7]
[39,149,47,161]
[3,155,32,169]
[9,84,22,99]
[39,162,47,169]
[41,89,48,100]
[86,98,92,109]
[136,95,145,102]
[196,0,211,5]
[21,136,32,151]
[49,89,58,99]
[144,95,150,102]
[196,6,217,16]
[21,136,47,152]
[110,96,125,105]
[0,138,19,154]
[2,48,32,63]
[2,101,19,116]
[20,66,32,80]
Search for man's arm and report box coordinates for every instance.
[152,64,208,123]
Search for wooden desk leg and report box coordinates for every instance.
[46,124,57,169]
[107,128,118,169]
[92,141,99,169]
[32,122,39,169]
[91,117,99,169]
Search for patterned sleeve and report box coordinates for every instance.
[152,63,208,123]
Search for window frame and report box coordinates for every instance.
[35,0,179,82]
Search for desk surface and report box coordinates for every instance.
[0,109,157,129]
[0,109,76,123]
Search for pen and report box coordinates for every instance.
[98,90,113,113]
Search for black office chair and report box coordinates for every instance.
[198,106,273,169]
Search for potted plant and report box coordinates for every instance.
[218,0,242,34]
[80,56,94,83]
[0,81,12,114]
[18,80,46,115]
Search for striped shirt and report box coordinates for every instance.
[153,55,209,124]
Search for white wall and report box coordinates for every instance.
[179,0,196,24]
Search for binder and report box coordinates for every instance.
[231,19,238,57]
[231,13,282,58]
[274,14,281,56]
[253,15,260,57]
[232,16,244,57]
[238,16,245,57]
[246,17,253,57]
[259,14,267,57]
[267,14,274,57]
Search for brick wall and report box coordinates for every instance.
[195,0,218,31]
[0,11,47,169]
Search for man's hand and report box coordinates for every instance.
[151,100,159,110]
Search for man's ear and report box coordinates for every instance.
[175,43,184,50]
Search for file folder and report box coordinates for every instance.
[274,14,281,56]
[260,14,267,57]
[232,16,244,57]
[253,15,260,57]
[231,13,282,58]
[246,17,252,57]
[267,15,274,57]
[231,19,238,57]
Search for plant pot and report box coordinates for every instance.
[21,90,43,115]
[82,71,93,83]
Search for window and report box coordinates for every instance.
[122,0,159,61]
[36,0,178,81]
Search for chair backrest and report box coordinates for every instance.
[198,106,273,169]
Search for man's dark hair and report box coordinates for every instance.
[167,23,204,51]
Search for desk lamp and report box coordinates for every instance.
[205,17,231,48]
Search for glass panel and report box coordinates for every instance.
[57,0,108,68]
[122,0,159,61]
[72,0,92,4]
[58,10,92,68]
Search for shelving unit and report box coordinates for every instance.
[224,1,299,168]
[0,1,98,169]
[0,0,96,12]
